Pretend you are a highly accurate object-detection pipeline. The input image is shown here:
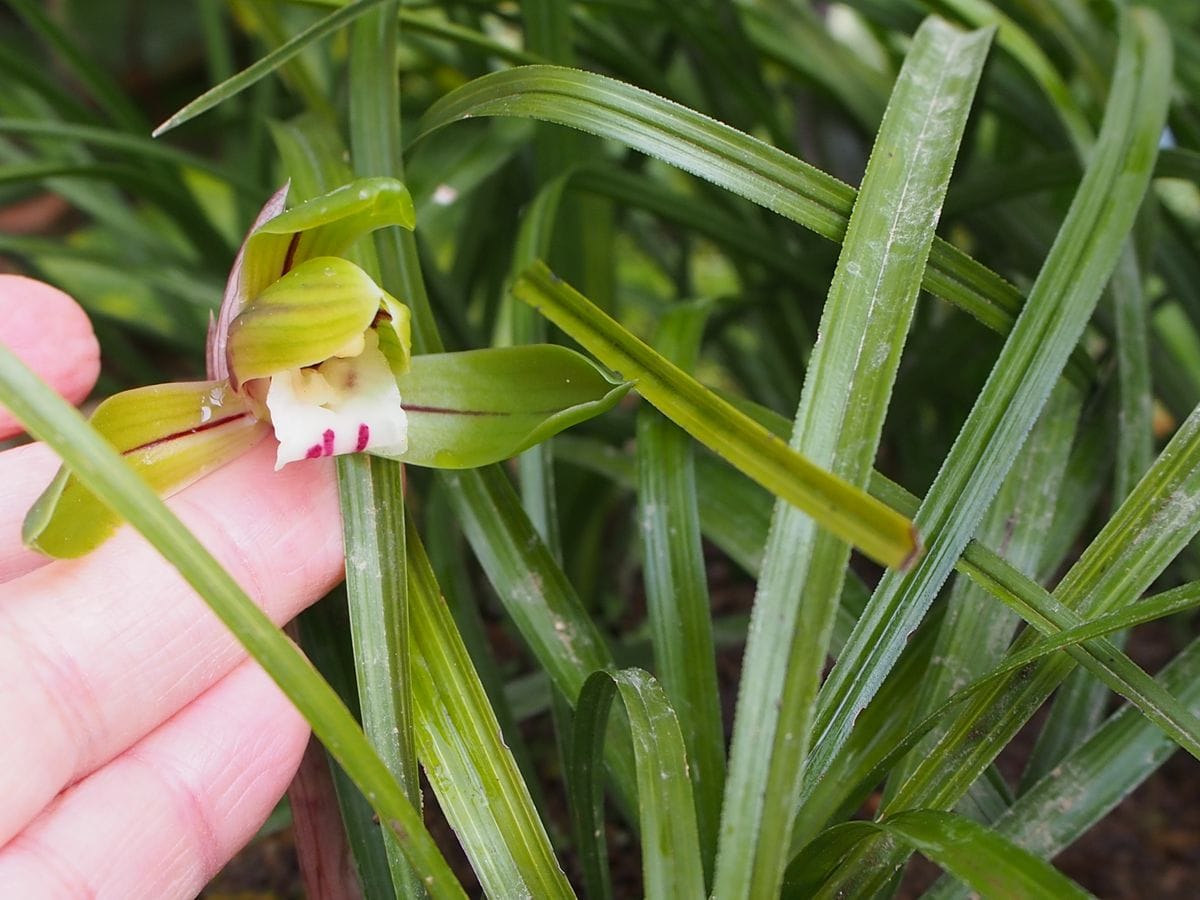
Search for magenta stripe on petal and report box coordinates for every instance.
[322,428,335,455]
[355,423,370,452]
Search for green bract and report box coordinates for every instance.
[24,177,630,558]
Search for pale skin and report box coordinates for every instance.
[0,275,345,897]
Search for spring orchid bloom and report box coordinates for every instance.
[25,178,629,558]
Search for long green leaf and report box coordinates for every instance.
[512,262,920,569]
[408,521,575,899]
[571,669,706,900]
[804,7,1171,807]
[785,571,1200,883]
[414,63,1096,386]
[950,542,1200,762]
[925,630,1200,900]
[153,0,393,136]
[637,301,724,878]
[787,809,1094,899]
[714,18,993,899]
[883,381,1079,803]
[343,10,423,891]
[591,388,1200,835]
[1020,244,1153,788]
[337,454,419,895]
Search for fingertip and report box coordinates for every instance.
[0,276,101,439]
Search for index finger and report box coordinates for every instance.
[0,275,100,440]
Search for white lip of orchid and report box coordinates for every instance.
[264,328,408,470]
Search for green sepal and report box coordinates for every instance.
[389,345,629,468]
[240,177,416,304]
[225,257,387,386]
[23,380,270,558]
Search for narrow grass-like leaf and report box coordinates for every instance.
[336,454,419,895]
[414,64,1096,386]
[804,8,1171,808]
[407,521,575,900]
[785,573,1200,883]
[713,20,992,897]
[439,464,638,803]
[578,392,1200,846]
[0,345,464,899]
[838,225,1200,900]
[571,669,706,900]
[925,631,1200,900]
[342,10,422,891]
[153,0,394,137]
[949,544,1200,762]
[298,0,547,64]
[637,301,723,877]
[788,809,1094,899]
[884,382,1079,799]
[1021,244,1152,788]
[513,262,920,569]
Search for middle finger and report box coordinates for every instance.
[0,439,341,844]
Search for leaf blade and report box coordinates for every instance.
[512,262,920,569]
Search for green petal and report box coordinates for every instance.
[225,257,383,386]
[388,345,629,468]
[378,291,413,376]
[23,381,269,558]
[240,177,416,303]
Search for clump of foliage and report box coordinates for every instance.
[2,0,1199,897]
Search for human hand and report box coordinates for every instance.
[0,275,345,897]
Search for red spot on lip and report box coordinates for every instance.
[355,423,370,452]
[305,444,322,459]
[322,428,335,455]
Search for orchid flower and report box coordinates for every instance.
[25,178,629,557]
